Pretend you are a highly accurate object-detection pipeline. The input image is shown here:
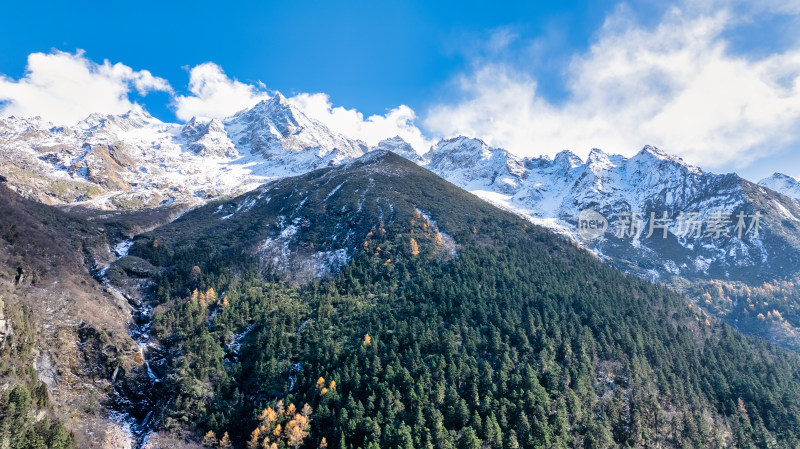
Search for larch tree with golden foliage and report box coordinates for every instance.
[218,432,233,449]
[409,237,420,256]
[247,403,313,449]
[201,430,217,447]
[285,413,311,449]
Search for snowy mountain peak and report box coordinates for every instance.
[181,117,237,158]
[426,136,492,160]
[426,138,800,284]
[373,136,423,163]
[640,144,666,157]
[553,150,583,168]
[635,145,683,164]
[586,148,619,171]
[248,92,294,115]
[224,92,367,170]
[759,172,800,201]
[240,95,301,129]
[628,145,702,176]
[77,107,161,132]
[270,91,289,104]
[425,136,526,194]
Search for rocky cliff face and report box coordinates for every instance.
[0,182,151,448]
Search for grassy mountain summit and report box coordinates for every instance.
[112,152,800,448]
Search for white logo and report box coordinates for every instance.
[578,209,608,240]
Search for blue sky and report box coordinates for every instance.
[1,0,800,180]
[0,0,610,117]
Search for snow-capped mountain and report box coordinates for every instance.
[759,173,800,202]
[422,137,800,284]
[224,93,368,172]
[0,109,259,209]
[424,136,527,194]
[374,136,424,164]
[0,94,369,210]
[181,117,238,158]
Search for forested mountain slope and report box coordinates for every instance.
[113,152,800,448]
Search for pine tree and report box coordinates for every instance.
[459,427,481,449]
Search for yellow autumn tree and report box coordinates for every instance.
[259,407,278,427]
[363,333,371,346]
[328,380,337,391]
[247,428,262,449]
[205,287,217,304]
[320,437,328,448]
[409,238,420,256]
[738,398,750,420]
[315,377,325,390]
[218,432,233,449]
[202,430,217,447]
[286,414,311,449]
[247,402,314,449]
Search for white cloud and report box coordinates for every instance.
[424,5,800,168]
[0,50,171,125]
[288,93,433,153]
[173,62,269,121]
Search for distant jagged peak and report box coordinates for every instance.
[552,149,584,168]
[229,91,324,132]
[231,91,297,122]
[0,114,57,134]
[425,135,508,164]
[585,148,618,169]
[77,105,163,133]
[374,136,424,163]
[181,116,226,138]
[633,144,688,164]
[432,135,490,151]
[759,172,800,201]
[225,91,367,161]
[762,172,800,184]
[626,145,703,175]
